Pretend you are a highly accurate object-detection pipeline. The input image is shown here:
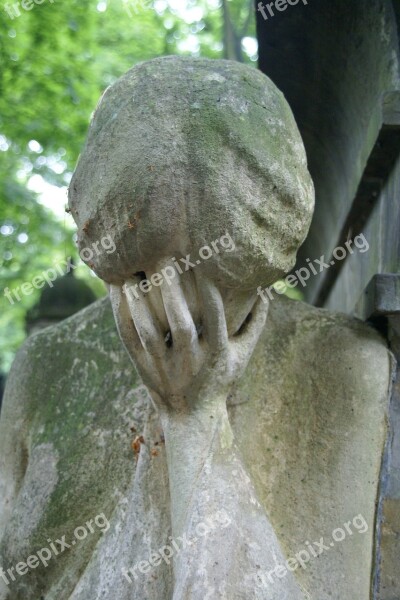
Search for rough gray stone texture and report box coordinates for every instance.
[68,56,314,290]
[0,295,391,599]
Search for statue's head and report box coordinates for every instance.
[68,56,314,329]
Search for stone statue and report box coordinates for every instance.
[0,57,391,600]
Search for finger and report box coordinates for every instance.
[178,265,201,334]
[221,288,259,337]
[157,260,198,353]
[233,296,269,357]
[195,272,228,352]
[109,284,148,372]
[124,277,166,359]
[145,276,170,333]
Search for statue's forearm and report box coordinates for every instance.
[160,396,305,600]
[160,395,233,538]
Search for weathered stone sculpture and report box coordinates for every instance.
[0,57,392,600]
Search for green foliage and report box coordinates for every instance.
[0,0,257,373]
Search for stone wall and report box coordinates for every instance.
[256,0,400,311]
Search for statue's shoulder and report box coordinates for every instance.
[266,295,392,392]
[0,298,143,598]
[3,296,134,422]
[239,299,392,600]
[22,294,122,361]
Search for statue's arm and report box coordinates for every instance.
[161,403,305,599]
[110,270,305,599]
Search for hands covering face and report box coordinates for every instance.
[110,261,268,414]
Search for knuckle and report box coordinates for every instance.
[171,323,196,347]
[142,335,164,357]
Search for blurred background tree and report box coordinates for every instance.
[0,0,258,373]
